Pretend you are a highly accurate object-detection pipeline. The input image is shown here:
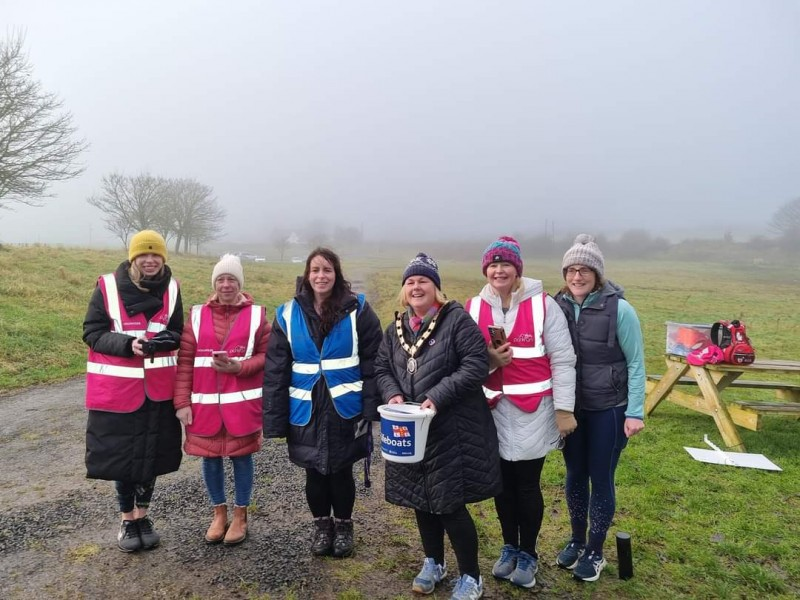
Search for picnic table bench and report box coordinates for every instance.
[645,355,800,451]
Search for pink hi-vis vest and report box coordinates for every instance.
[466,294,553,412]
[85,273,179,412]
[186,303,264,437]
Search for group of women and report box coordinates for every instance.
[82,229,644,600]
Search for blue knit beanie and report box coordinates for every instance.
[402,252,441,289]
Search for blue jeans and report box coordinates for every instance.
[202,455,254,507]
[562,405,628,555]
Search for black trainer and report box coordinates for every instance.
[137,516,161,550]
[117,520,142,552]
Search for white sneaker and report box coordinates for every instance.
[412,557,447,594]
[450,574,483,600]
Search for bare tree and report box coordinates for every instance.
[768,197,800,250]
[0,32,88,208]
[87,172,170,246]
[271,228,290,261]
[165,178,225,252]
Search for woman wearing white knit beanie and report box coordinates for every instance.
[173,253,270,546]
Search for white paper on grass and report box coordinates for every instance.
[683,435,782,471]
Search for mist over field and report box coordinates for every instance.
[2,1,799,250]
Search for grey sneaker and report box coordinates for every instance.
[556,540,585,569]
[117,520,141,552]
[491,544,518,579]
[411,557,447,594]
[509,550,537,588]
[137,516,160,549]
[573,550,607,582]
[450,574,483,600]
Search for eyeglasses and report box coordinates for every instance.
[566,267,593,277]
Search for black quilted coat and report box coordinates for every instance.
[375,301,502,514]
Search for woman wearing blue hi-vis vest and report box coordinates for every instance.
[263,247,382,559]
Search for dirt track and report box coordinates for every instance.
[0,378,410,600]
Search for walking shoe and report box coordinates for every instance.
[491,544,518,579]
[311,517,334,556]
[137,516,161,549]
[117,519,142,552]
[411,557,447,594]
[450,574,483,600]
[332,518,354,558]
[556,540,585,569]
[573,550,607,582]
[509,550,537,588]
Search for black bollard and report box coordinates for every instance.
[616,531,633,580]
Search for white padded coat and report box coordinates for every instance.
[477,277,576,461]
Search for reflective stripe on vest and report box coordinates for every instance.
[276,296,364,425]
[191,387,263,405]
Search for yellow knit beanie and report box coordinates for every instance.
[128,230,168,262]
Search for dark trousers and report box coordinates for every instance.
[494,456,546,557]
[305,466,355,519]
[415,506,479,580]
[115,478,156,513]
[562,405,628,555]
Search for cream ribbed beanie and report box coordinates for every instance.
[211,254,244,288]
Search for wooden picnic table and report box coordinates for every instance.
[645,355,800,451]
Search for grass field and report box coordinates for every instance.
[0,244,798,599]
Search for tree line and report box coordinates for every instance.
[87,173,225,253]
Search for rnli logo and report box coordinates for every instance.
[392,425,410,437]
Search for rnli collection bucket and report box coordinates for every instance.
[377,403,436,463]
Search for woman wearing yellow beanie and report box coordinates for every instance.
[82,229,184,553]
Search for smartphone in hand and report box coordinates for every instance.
[488,326,507,349]
[212,350,229,360]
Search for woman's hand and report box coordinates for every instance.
[420,398,437,414]
[387,395,404,404]
[175,407,192,426]
[487,341,513,369]
[131,338,146,357]
[212,355,242,374]
[624,418,645,438]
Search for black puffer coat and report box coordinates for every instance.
[375,301,502,514]
[82,261,184,482]
[263,291,382,474]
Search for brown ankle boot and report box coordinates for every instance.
[205,504,228,543]
[223,505,248,545]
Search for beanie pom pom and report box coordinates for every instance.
[573,233,595,245]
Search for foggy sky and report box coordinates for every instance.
[2,0,799,247]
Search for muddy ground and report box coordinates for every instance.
[0,379,569,599]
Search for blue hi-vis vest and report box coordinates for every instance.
[276,294,366,426]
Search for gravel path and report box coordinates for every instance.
[0,378,413,600]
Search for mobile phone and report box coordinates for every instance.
[212,350,229,359]
[488,326,507,349]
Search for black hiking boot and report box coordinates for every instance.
[332,518,354,558]
[311,517,334,556]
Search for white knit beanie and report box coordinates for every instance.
[211,254,244,288]
[561,234,605,279]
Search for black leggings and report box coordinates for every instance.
[415,506,479,580]
[494,457,546,557]
[115,478,156,513]
[305,466,356,519]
